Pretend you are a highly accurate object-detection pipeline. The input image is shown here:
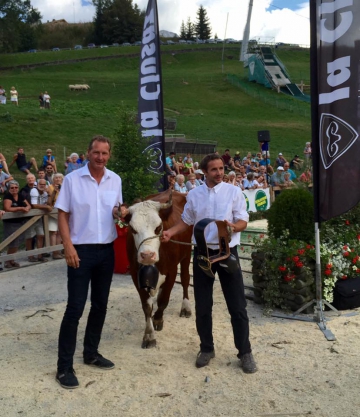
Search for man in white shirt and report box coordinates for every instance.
[55,135,122,389]
[162,153,257,373]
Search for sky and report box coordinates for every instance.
[31,0,310,46]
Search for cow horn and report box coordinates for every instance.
[159,191,173,209]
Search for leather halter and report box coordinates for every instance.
[194,218,231,277]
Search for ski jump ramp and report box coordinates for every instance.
[247,46,305,98]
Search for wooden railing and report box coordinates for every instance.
[0,209,63,264]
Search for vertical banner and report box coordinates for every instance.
[314,1,360,221]
[138,0,166,188]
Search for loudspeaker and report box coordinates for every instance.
[257,130,270,142]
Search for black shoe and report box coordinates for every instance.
[56,367,79,389]
[195,350,215,368]
[239,352,258,374]
[84,353,115,370]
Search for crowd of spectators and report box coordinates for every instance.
[0,146,88,269]
[165,143,311,196]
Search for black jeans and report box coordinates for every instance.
[193,246,251,356]
[57,243,114,371]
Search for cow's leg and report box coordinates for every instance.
[153,272,175,331]
[142,297,157,349]
[179,254,192,318]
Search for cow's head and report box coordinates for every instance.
[125,196,172,265]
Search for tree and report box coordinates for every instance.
[185,17,195,41]
[194,5,211,40]
[179,20,186,40]
[92,0,107,44]
[91,0,145,44]
[109,106,162,205]
[0,0,42,53]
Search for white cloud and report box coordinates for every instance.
[32,0,310,46]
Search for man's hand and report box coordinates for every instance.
[64,243,80,268]
[161,230,172,243]
[224,220,236,234]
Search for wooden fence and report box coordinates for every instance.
[0,209,63,264]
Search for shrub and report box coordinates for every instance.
[267,188,314,242]
[109,106,163,205]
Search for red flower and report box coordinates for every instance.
[278,266,287,272]
[284,274,295,282]
[260,234,265,238]
[297,249,305,255]
[292,256,300,263]
[295,262,303,268]
[352,258,358,264]
[343,245,348,250]
[306,245,311,249]
[324,269,332,276]
[357,269,360,273]
[341,275,348,280]
[357,235,360,240]
[326,263,332,269]
[345,220,350,225]
[343,251,350,257]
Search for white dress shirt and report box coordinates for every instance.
[181,181,249,248]
[55,164,122,244]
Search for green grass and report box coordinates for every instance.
[0,46,311,186]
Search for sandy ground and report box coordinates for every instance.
[1,228,360,417]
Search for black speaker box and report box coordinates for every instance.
[257,130,270,142]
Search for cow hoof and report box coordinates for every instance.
[180,309,192,318]
[153,320,164,331]
[142,339,157,349]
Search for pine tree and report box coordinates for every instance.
[185,17,195,41]
[179,20,186,40]
[195,5,211,40]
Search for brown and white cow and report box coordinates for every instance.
[124,189,193,348]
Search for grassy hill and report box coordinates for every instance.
[0,45,311,179]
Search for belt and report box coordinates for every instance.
[194,218,231,277]
[74,242,113,249]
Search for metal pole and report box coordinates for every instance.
[240,0,253,62]
[221,13,229,74]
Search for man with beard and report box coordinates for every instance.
[161,153,257,374]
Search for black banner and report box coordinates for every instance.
[138,0,166,187]
[313,0,360,221]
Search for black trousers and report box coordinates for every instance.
[193,246,251,356]
[57,243,114,371]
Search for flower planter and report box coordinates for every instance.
[251,250,315,313]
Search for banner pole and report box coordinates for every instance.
[271,1,340,340]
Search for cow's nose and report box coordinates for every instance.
[140,251,156,262]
